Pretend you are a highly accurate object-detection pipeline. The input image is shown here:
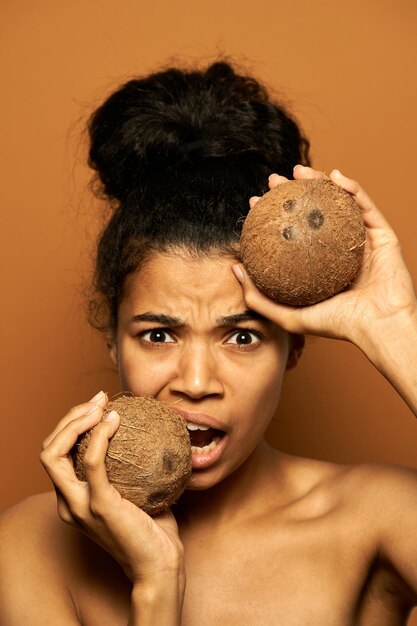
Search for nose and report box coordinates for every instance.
[169,341,224,400]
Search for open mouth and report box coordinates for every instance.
[186,423,224,455]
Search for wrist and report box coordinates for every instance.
[352,306,417,415]
[129,571,185,626]
[353,304,417,355]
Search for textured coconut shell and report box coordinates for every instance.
[73,396,192,515]
[240,178,365,306]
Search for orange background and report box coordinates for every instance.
[1,1,417,618]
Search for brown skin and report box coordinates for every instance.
[1,166,417,625]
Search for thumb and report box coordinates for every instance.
[231,264,305,334]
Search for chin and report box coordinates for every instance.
[184,466,228,491]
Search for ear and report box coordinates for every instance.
[106,335,118,367]
[286,333,304,370]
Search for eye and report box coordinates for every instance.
[226,330,262,348]
[140,329,176,344]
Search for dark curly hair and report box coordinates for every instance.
[87,61,311,334]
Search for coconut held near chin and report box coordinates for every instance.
[240,178,365,306]
[73,396,192,515]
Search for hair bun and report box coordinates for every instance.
[88,61,305,202]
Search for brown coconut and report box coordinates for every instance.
[240,178,365,306]
[73,396,192,515]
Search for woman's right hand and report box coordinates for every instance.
[40,391,185,588]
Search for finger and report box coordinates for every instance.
[55,488,77,525]
[40,403,105,489]
[250,172,292,208]
[329,169,394,232]
[268,173,289,189]
[83,410,120,503]
[249,195,261,209]
[293,164,327,180]
[232,264,304,334]
[42,391,108,449]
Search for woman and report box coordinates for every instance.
[1,61,416,625]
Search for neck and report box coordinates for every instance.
[174,440,288,529]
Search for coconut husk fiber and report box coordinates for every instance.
[73,396,192,515]
[240,178,365,306]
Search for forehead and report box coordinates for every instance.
[120,250,244,317]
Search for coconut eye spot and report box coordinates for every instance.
[282,225,296,241]
[283,198,296,212]
[240,178,365,306]
[307,209,324,230]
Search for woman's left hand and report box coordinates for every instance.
[233,165,417,350]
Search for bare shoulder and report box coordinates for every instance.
[342,461,417,542]
[284,453,417,499]
[280,453,417,523]
[1,491,72,557]
[0,492,80,624]
[2,490,59,524]
[303,457,417,602]
[1,493,132,625]
[342,462,417,603]
[332,461,417,511]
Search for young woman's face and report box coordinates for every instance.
[111,250,292,490]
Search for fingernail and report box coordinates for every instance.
[232,264,244,284]
[332,169,342,176]
[293,164,303,171]
[89,390,104,402]
[104,410,118,422]
[268,173,277,180]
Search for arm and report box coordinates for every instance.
[0,495,82,626]
[129,573,185,626]
[0,491,184,626]
[39,393,185,624]
[355,464,417,608]
[233,165,417,416]
[353,307,417,415]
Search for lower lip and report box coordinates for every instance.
[191,434,228,470]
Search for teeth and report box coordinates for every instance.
[191,436,220,455]
[186,422,210,431]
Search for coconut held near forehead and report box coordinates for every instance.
[240,179,365,306]
[73,396,192,515]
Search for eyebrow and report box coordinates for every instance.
[129,310,266,328]
[216,311,266,328]
[130,313,183,327]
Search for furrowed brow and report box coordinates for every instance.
[216,310,266,328]
[130,312,183,327]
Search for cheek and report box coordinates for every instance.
[233,352,287,418]
[261,351,288,406]
[243,369,284,412]
[117,349,175,396]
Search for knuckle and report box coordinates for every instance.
[382,231,399,248]
[82,451,101,472]
[82,427,110,472]
[391,238,400,251]
[88,498,106,520]
[68,402,89,418]
[392,233,401,247]
[68,503,87,524]
[39,448,52,467]
[57,504,74,526]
